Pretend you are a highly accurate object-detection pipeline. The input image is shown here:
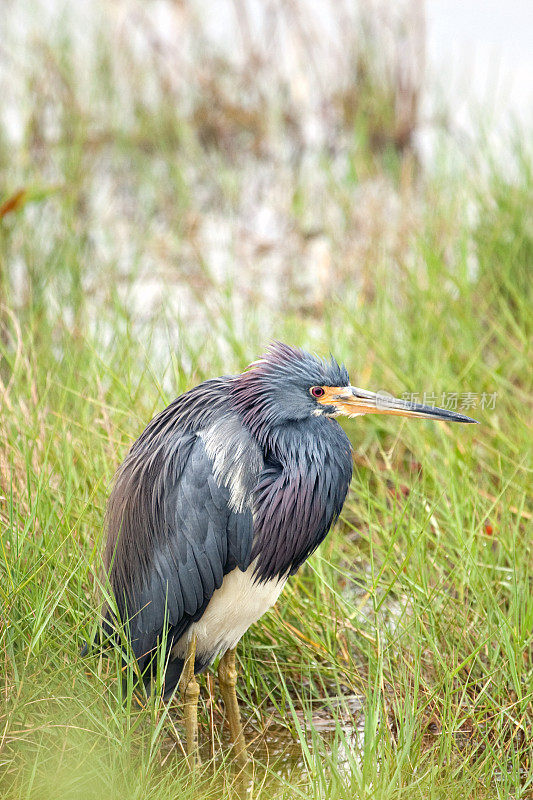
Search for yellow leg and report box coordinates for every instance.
[179,633,201,769]
[218,647,248,765]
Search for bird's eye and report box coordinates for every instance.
[310,386,325,398]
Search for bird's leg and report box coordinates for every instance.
[180,632,201,768]
[218,647,248,765]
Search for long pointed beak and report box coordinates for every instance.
[320,386,478,424]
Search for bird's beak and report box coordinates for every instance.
[317,386,478,424]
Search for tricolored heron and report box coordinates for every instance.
[103,342,476,765]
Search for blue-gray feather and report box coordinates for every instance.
[104,382,258,680]
[103,342,353,693]
[251,417,352,581]
[131,436,254,665]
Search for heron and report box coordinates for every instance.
[102,342,476,765]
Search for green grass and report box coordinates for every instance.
[1,5,532,798]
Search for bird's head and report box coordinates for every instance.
[231,342,477,440]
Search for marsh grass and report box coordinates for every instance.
[1,3,532,798]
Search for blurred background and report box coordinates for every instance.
[1,0,531,366]
[0,2,531,799]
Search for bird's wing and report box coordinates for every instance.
[106,432,255,669]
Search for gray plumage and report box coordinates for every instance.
[103,343,353,693]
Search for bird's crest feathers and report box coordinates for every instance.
[243,341,349,387]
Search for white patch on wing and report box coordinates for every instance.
[171,561,286,665]
[199,416,262,512]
